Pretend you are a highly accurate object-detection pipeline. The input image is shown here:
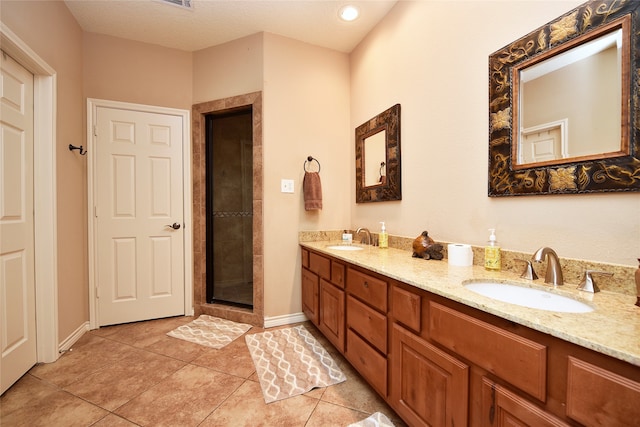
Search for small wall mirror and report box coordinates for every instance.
[356,104,401,203]
[488,0,640,196]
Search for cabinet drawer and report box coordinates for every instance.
[346,329,387,397]
[301,248,309,269]
[347,268,387,312]
[391,285,421,333]
[429,301,547,401]
[331,261,346,288]
[309,252,331,279]
[566,356,640,426]
[347,295,387,353]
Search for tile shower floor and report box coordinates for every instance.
[0,316,405,427]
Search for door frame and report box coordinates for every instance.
[1,23,59,363]
[87,98,193,329]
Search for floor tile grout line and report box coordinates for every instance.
[194,377,251,426]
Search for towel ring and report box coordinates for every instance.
[304,156,321,173]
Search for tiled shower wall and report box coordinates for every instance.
[192,92,264,327]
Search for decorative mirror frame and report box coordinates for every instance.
[488,0,640,196]
[356,104,401,203]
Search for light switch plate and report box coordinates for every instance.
[281,179,294,193]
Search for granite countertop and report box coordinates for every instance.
[300,241,640,367]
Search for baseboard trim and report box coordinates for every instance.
[58,321,90,354]
[263,312,307,328]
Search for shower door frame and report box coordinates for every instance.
[192,92,264,327]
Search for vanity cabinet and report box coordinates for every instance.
[302,249,346,351]
[300,247,640,427]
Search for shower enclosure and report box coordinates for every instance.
[205,107,253,308]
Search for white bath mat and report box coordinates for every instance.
[245,325,346,403]
[349,412,395,427]
[167,315,252,349]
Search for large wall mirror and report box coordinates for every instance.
[488,0,640,196]
[356,104,401,203]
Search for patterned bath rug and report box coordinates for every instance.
[167,315,252,349]
[245,325,346,403]
[348,412,395,427]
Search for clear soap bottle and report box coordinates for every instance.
[484,228,501,271]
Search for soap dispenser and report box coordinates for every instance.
[484,228,501,271]
[379,222,388,249]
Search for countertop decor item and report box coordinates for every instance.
[412,231,443,260]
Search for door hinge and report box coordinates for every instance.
[93,125,97,137]
[94,206,98,218]
[95,285,99,299]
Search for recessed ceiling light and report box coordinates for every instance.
[339,5,359,22]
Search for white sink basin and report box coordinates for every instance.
[464,281,593,313]
[326,245,364,251]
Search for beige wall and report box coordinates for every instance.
[2,0,86,340]
[262,33,351,317]
[192,33,263,104]
[350,0,639,267]
[83,32,193,110]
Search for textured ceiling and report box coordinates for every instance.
[64,0,398,53]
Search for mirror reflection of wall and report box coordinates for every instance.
[517,29,622,166]
[364,130,386,186]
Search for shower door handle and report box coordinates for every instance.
[166,222,181,230]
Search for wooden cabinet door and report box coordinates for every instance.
[390,323,469,427]
[480,378,569,427]
[319,279,345,352]
[566,356,640,426]
[302,268,319,325]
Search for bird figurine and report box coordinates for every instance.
[412,231,444,260]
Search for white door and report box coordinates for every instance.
[0,52,36,394]
[95,106,185,326]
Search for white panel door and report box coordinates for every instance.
[0,52,36,394]
[95,107,185,326]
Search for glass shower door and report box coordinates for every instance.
[205,109,253,308]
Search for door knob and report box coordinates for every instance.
[166,222,181,230]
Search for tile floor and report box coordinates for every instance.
[0,316,405,427]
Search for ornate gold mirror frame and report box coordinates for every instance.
[488,0,640,196]
[356,104,401,203]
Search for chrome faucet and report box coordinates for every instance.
[532,247,564,286]
[356,227,371,245]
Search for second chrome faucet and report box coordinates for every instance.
[356,227,372,246]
